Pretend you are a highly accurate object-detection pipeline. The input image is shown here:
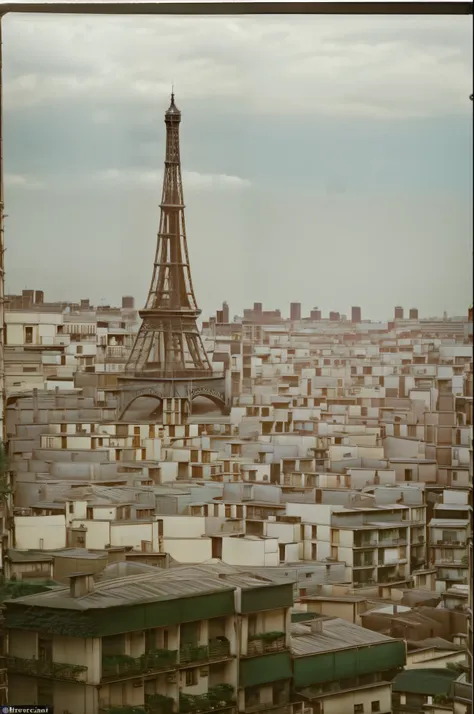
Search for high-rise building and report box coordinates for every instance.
[290,302,301,321]
[329,311,340,322]
[310,309,322,321]
[409,308,418,320]
[394,306,404,320]
[222,301,230,323]
[351,306,362,323]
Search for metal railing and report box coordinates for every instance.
[179,638,231,665]
[247,634,286,656]
[101,649,177,681]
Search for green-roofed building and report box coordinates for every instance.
[392,667,459,713]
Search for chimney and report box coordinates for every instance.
[122,295,135,309]
[69,572,95,598]
[310,619,323,634]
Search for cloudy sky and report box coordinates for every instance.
[2,5,473,321]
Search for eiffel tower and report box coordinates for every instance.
[116,94,228,422]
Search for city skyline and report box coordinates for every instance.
[3,11,473,320]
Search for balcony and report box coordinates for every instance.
[378,539,408,547]
[353,541,377,549]
[145,694,175,714]
[247,632,286,656]
[101,649,177,681]
[7,655,87,682]
[179,685,236,713]
[179,638,231,666]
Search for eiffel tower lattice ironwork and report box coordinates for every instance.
[116,94,228,421]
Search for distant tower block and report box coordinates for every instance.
[222,301,230,323]
[34,290,44,305]
[116,94,228,422]
[469,306,473,321]
[329,311,340,322]
[253,302,263,314]
[351,306,362,323]
[290,302,301,321]
[122,296,135,309]
[216,310,224,324]
[310,308,322,321]
[394,306,404,320]
[409,308,418,320]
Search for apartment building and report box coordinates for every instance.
[291,616,406,714]
[428,490,471,592]
[4,291,138,394]
[4,560,408,714]
[3,563,299,714]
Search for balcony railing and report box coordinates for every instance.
[378,539,408,547]
[179,685,235,713]
[101,650,177,681]
[247,632,286,656]
[7,656,87,682]
[179,638,230,665]
[354,541,377,548]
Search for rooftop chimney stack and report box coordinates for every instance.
[310,619,323,634]
[69,572,95,598]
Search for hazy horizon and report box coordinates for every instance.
[3,10,473,322]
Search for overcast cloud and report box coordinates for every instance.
[2,7,472,320]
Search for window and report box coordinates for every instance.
[247,614,258,637]
[76,345,83,354]
[354,706,364,714]
[372,703,380,713]
[24,326,33,344]
[185,669,198,687]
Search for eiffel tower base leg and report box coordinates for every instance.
[116,375,229,421]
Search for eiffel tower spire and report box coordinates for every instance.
[125,93,212,377]
[117,95,228,422]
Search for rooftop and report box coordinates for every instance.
[4,562,285,611]
[290,617,396,656]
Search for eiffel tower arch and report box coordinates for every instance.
[116,94,230,422]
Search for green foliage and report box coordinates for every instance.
[0,579,54,604]
[433,694,450,704]
[5,607,97,637]
[248,630,285,642]
[446,661,468,673]
[144,694,174,714]
[179,685,235,712]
